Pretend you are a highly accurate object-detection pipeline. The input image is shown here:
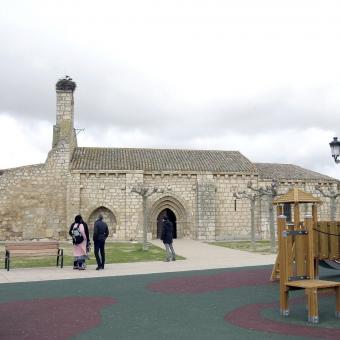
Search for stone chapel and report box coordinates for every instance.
[0,78,338,241]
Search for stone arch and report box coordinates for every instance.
[148,195,190,239]
[156,208,177,239]
[86,206,117,239]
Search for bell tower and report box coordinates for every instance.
[52,76,77,150]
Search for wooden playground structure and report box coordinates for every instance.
[272,188,340,323]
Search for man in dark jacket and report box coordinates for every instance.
[93,214,109,270]
[161,215,176,262]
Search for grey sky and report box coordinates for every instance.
[1,0,340,178]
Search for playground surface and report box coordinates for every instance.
[1,265,340,339]
[1,240,340,339]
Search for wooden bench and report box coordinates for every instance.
[4,241,64,271]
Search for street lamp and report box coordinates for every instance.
[329,137,340,163]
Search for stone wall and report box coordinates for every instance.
[214,174,258,240]
[0,160,69,240]
[1,159,337,242]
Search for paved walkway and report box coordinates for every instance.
[0,240,276,284]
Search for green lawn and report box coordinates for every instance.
[210,240,277,254]
[2,242,185,269]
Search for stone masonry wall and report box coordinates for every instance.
[214,174,257,240]
[0,162,338,242]
[144,173,196,239]
[0,160,69,240]
[196,175,216,241]
[67,171,142,241]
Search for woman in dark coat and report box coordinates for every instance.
[160,216,176,261]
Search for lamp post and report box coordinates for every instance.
[329,137,340,163]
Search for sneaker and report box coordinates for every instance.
[73,266,79,270]
[96,266,101,270]
[172,258,176,261]
[78,266,86,270]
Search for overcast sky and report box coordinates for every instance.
[1,0,340,179]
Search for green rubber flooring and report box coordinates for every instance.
[0,265,340,340]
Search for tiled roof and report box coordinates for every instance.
[71,147,257,173]
[255,163,336,181]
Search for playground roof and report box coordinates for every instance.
[273,187,321,204]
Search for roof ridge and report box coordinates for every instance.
[76,146,241,153]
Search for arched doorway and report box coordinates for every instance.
[149,194,189,239]
[157,208,177,239]
[87,206,117,238]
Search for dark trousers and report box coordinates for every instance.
[94,240,105,268]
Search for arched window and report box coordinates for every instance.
[88,206,117,237]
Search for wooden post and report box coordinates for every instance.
[295,203,305,276]
[307,288,319,323]
[278,215,289,315]
[305,215,315,279]
[330,221,338,259]
[305,215,318,322]
[312,204,319,258]
[270,205,284,281]
[312,204,319,278]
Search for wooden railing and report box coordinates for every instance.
[314,221,340,260]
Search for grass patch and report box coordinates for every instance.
[1,242,185,269]
[210,240,277,254]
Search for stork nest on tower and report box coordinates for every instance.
[56,76,76,91]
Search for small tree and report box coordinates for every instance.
[131,185,163,250]
[315,185,340,221]
[247,180,278,253]
[233,190,262,250]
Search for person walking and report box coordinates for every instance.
[161,215,176,262]
[69,215,88,270]
[93,213,109,270]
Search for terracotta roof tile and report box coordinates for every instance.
[71,147,257,173]
[255,163,336,182]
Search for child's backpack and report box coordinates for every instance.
[72,224,84,245]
